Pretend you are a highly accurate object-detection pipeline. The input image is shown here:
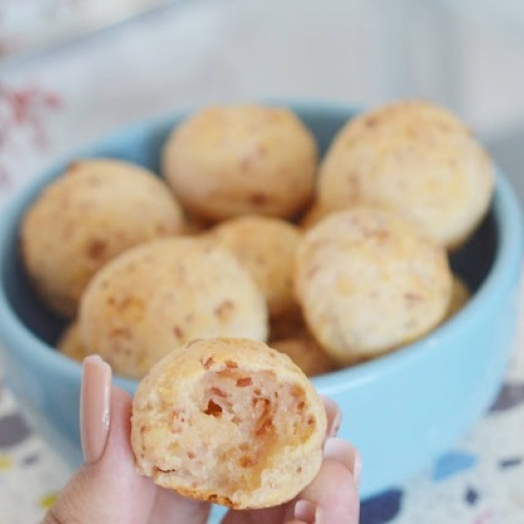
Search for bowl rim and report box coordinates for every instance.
[0,100,522,394]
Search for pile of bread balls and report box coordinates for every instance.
[21,100,495,380]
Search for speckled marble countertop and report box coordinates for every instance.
[1,1,524,523]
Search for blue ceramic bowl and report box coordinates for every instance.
[0,102,523,501]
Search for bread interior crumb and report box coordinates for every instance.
[153,368,316,496]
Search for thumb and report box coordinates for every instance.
[42,355,156,524]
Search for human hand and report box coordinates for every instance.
[42,355,360,524]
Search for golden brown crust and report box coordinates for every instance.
[20,159,184,317]
[161,104,318,222]
[317,100,495,249]
[131,338,326,509]
[295,206,453,364]
[207,215,302,319]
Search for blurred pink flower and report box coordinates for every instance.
[0,82,62,187]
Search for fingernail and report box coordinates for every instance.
[294,499,322,524]
[324,437,362,486]
[322,396,341,437]
[80,355,112,464]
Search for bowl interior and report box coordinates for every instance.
[0,102,498,365]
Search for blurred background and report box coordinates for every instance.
[1,0,524,203]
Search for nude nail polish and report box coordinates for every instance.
[294,499,322,524]
[80,355,112,464]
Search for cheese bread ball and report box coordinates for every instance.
[56,321,90,362]
[180,212,211,236]
[161,104,318,222]
[131,338,326,509]
[208,215,302,320]
[317,100,495,249]
[295,207,453,365]
[268,309,308,341]
[20,159,184,318]
[79,238,268,379]
[271,336,337,377]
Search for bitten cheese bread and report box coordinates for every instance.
[131,338,327,509]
